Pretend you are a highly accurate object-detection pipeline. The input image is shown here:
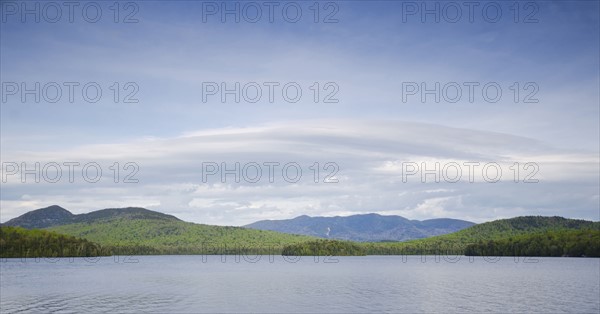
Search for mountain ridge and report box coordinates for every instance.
[244,213,475,242]
[3,206,475,244]
[362,215,600,255]
[2,205,181,229]
[1,205,75,229]
[1,205,598,257]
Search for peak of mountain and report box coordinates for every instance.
[245,214,475,242]
[3,206,181,229]
[74,207,181,223]
[464,216,599,234]
[2,205,74,229]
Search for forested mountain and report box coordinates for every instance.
[2,205,181,229]
[245,214,475,241]
[464,229,600,257]
[1,205,75,229]
[363,216,600,255]
[3,206,598,257]
[0,226,108,258]
[47,215,316,255]
[4,206,317,255]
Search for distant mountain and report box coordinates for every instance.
[2,205,181,229]
[244,213,475,242]
[1,205,75,229]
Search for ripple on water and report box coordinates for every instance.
[1,256,599,313]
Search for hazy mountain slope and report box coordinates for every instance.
[245,213,475,241]
[2,205,181,229]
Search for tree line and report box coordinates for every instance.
[3,226,599,258]
[0,226,109,258]
[464,229,600,257]
[282,240,367,256]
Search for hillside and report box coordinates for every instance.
[2,205,75,229]
[47,216,316,255]
[0,226,108,258]
[245,213,475,242]
[5,206,598,257]
[363,216,600,255]
[464,229,600,257]
[2,205,181,229]
[4,205,317,255]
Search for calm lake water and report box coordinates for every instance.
[1,255,599,313]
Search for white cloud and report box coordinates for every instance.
[1,119,598,225]
[1,2,598,225]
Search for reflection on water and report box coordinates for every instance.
[1,256,599,313]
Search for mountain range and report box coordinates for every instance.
[1,205,598,257]
[3,206,475,242]
[2,205,181,229]
[245,214,475,241]
[1,205,313,254]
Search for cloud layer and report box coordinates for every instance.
[2,119,598,225]
[1,2,598,224]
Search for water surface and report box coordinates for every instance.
[1,255,599,313]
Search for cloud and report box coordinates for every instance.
[1,119,598,225]
[1,2,598,225]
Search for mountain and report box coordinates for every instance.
[5,206,598,257]
[425,215,600,243]
[1,205,75,229]
[2,205,181,229]
[3,205,316,255]
[0,226,108,258]
[464,229,600,257]
[73,207,181,223]
[363,216,600,255]
[244,213,475,242]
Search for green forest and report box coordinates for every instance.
[361,216,600,256]
[0,226,109,258]
[47,217,316,255]
[464,229,600,257]
[2,215,599,258]
[282,240,366,256]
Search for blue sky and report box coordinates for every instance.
[1,0,599,225]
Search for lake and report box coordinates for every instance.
[1,255,599,313]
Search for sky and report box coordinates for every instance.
[1,0,599,225]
